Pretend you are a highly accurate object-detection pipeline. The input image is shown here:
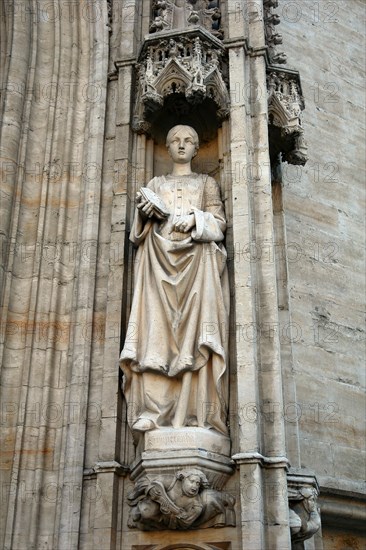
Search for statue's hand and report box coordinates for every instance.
[174,213,195,233]
[136,192,165,221]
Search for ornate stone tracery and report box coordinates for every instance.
[132,28,229,140]
[267,67,308,166]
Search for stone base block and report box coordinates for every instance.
[145,427,231,455]
[130,428,234,490]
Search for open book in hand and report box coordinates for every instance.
[139,187,170,218]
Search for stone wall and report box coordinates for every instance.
[279,0,365,542]
[0,0,364,549]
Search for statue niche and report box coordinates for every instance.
[267,68,308,166]
[132,31,230,142]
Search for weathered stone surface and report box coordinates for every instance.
[1,0,364,548]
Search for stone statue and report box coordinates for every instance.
[127,469,236,530]
[120,125,229,435]
[289,487,321,544]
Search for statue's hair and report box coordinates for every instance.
[166,125,199,149]
[299,487,316,499]
[176,469,209,487]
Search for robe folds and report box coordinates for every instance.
[120,173,230,434]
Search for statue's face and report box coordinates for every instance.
[306,494,316,512]
[182,475,201,496]
[167,127,197,164]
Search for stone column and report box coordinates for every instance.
[0,1,110,548]
[225,0,291,547]
[79,1,150,548]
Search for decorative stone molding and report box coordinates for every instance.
[319,489,366,531]
[267,66,308,166]
[263,0,287,64]
[83,460,129,478]
[232,452,290,469]
[151,0,222,39]
[132,28,229,139]
[287,472,321,547]
[127,468,235,531]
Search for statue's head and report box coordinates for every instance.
[166,125,199,162]
[176,469,209,496]
[299,488,317,512]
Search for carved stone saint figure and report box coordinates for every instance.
[120,125,229,435]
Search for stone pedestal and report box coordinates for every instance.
[130,428,234,490]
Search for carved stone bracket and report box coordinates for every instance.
[151,0,222,40]
[127,468,236,531]
[131,27,229,140]
[267,66,308,166]
[287,471,321,548]
[263,0,287,64]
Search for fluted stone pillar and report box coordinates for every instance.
[0,1,110,548]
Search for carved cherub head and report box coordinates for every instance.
[176,469,210,497]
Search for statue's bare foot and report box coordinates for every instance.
[133,418,155,432]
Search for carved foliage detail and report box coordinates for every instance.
[151,1,222,39]
[127,469,236,531]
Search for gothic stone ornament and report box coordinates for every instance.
[151,1,222,39]
[127,469,236,530]
[132,29,229,136]
[107,0,112,31]
[267,67,308,165]
[263,0,287,64]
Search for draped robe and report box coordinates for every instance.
[120,173,229,434]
